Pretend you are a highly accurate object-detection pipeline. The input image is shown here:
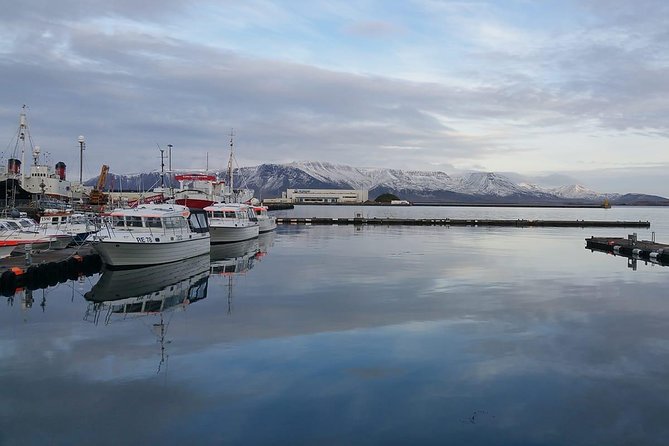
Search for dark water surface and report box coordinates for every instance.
[2,206,669,445]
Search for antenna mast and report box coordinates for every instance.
[227,129,235,197]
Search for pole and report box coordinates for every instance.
[167,144,172,172]
[159,148,165,188]
[78,135,85,184]
[167,144,173,197]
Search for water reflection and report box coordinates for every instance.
[84,254,210,323]
[210,232,275,313]
[585,244,669,270]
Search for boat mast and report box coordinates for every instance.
[18,106,28,184]
[227,130,235,202]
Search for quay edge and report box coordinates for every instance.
[276,218,651,228]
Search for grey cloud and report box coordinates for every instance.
[1,0,668,184]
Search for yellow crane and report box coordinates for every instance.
[88,164,109,205]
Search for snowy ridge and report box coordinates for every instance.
[97,161,667,204]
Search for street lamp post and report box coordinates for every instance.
[78,135,85,184]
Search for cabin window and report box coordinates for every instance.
[225,211,236,219]
[113,216,125,227]
[213,211,225,218]
[145,217,162,228]
[126,216,143,227]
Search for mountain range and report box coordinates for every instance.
[89,161,669,205]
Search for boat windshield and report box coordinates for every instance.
[5,221,21,230]
[145,217,162,228]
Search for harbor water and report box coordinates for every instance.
[1,206,669,445]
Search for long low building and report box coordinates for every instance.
[269,188,369,204]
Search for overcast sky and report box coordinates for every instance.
[1,0,668,195]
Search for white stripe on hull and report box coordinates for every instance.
[210,225,259,243]
[94,233,211,267]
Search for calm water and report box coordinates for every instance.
[2,206,669,445]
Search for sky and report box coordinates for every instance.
[1,0,668,195]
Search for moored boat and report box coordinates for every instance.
[172,173,224,209]
[204,202,259,243]
[0,218,65,251]
[91,203,210,268]
[252,204,277,233]
[38,211,100,244]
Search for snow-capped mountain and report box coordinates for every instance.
[92,161,668,205]
[549,184,611,200]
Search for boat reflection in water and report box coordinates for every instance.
[84,254,210,323]
[83,255,211,372]
[210,231,275,274]
[210,232,275,312]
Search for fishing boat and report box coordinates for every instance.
[0,217,70,251]
[170,133,253,209]
[251,203,277,233]
[172,173,225,209]
[1,107,85,207]
[91,203,210,267]
[204,202,259,243]
[38,211,100,243]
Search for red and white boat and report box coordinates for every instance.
[172,173,224,209]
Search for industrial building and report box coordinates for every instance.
[267,188,369,204]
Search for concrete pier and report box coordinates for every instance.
[277,217,650,228]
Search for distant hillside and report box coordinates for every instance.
[87,161,669,206]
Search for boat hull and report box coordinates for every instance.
[93,233,211,268]
[258,218,277,233]
[210,224,259,243]
[174,198,214,209]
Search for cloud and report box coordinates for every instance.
[0,0,668,196]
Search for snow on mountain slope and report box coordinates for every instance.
[104,161,655,202]
[550,184,607,200]
[452,172,530,196]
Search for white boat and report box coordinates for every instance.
[251,204,277,233]
[0,217,67,251]
[91,203,210,267]
[204,202,259,243]
[11,216,74,249]
[38,211,100,243]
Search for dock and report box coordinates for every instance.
[276,217,650,228]
[0,246,102,296]
[586,235,669,265]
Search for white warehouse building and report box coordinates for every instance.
[283,188,369,204]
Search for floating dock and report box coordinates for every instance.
[0,246,102,296]
[586,235,669,265]
[277,218,650,228]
